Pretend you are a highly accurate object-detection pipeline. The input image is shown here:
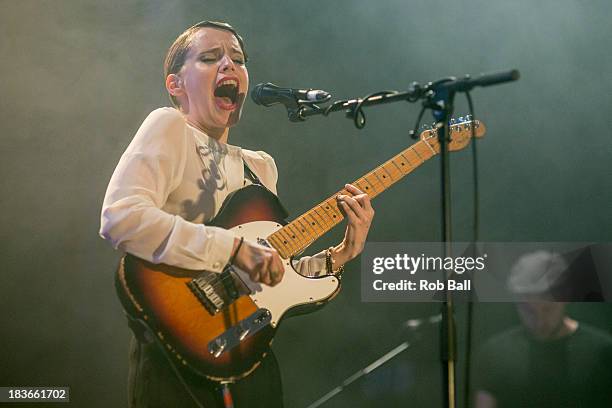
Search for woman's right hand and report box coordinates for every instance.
[231,237,285,286]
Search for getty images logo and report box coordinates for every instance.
[372,253,487,275]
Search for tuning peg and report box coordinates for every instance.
[457,116,465,123]
[465,114,473,121]
[449,118,456,125]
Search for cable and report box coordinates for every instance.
[409,104,428,139]
[462,91,478,408]
[347,90,397,129]
[466,92,479,242]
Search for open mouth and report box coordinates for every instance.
[214,77,240,109]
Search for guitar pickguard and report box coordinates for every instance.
[228,220,341,328]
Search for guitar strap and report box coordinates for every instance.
[241,157,289,220]
[243,159,263,186]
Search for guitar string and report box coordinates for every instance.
[272,153,411,254]
[272,142,430,249]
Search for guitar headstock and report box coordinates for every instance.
[420,115,486,152]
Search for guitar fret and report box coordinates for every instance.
[285,223,304,245]
[285,223,306,247]
[267,233,281,250]
[422,138,437,155]
[294,223,311,246]
[399,152,415,170]
[311,207,330,229]
[315,202,335,228]
[299,215,319,238]
[287,228,305,252]
[305,212,325,234]
[266,234,279,250]
[380,164,396,181]
[268,234,290,257]
[380,165,396,188]
[296,217,315,239]
[371,173,386,188]
[276,229,298,253]
[319,198,342,225]
[389,160,405,177]
[389,158,405,175]
[315,205,334,227]
[280,228,301,252]
[371,169,389,189]
[407,148,424,165]
[362,175,380,194]
[321,200,335,214]
[322,200,342,222]
[352,180,366,194]
[354,178,369,194]
[413,141,434,160]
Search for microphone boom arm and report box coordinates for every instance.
[268,69,520,127]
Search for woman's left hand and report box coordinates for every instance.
[332,184,375,267]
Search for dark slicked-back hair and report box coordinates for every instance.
[163,21,248,107]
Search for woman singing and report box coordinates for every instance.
[100,21,374,407]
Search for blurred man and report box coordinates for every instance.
[474,251,612,408]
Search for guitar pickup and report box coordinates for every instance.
[208,308,272,358]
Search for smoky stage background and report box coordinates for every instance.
[1,1,611,407]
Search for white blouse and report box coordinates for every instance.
[99,107,326,276]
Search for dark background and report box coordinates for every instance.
[1,0,611,407]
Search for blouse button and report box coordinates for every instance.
[212,261,222,270]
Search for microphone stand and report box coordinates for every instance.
[305,315,442,408]
[426,79,457,408]
[305,341,412,408]
[270,69,520,408]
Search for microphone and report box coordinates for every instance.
[250,82,331,108]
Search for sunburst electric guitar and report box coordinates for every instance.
[115,117,486,381]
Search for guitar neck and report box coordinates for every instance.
[267,137,440,259]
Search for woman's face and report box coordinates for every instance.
[177,27,249,133]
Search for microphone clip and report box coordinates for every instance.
[287,106,307,122]
[287,91,332,122]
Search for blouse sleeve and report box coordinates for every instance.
[247,150,328,277]
[99,108,235,272]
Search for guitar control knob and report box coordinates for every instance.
[237,322,251,341]
[210,337,227,358]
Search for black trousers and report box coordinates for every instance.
[127,335,284,408]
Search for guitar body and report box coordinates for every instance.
[116,185,342,381]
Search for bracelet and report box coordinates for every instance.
[228,237,244,265]
[325,247,345,276]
